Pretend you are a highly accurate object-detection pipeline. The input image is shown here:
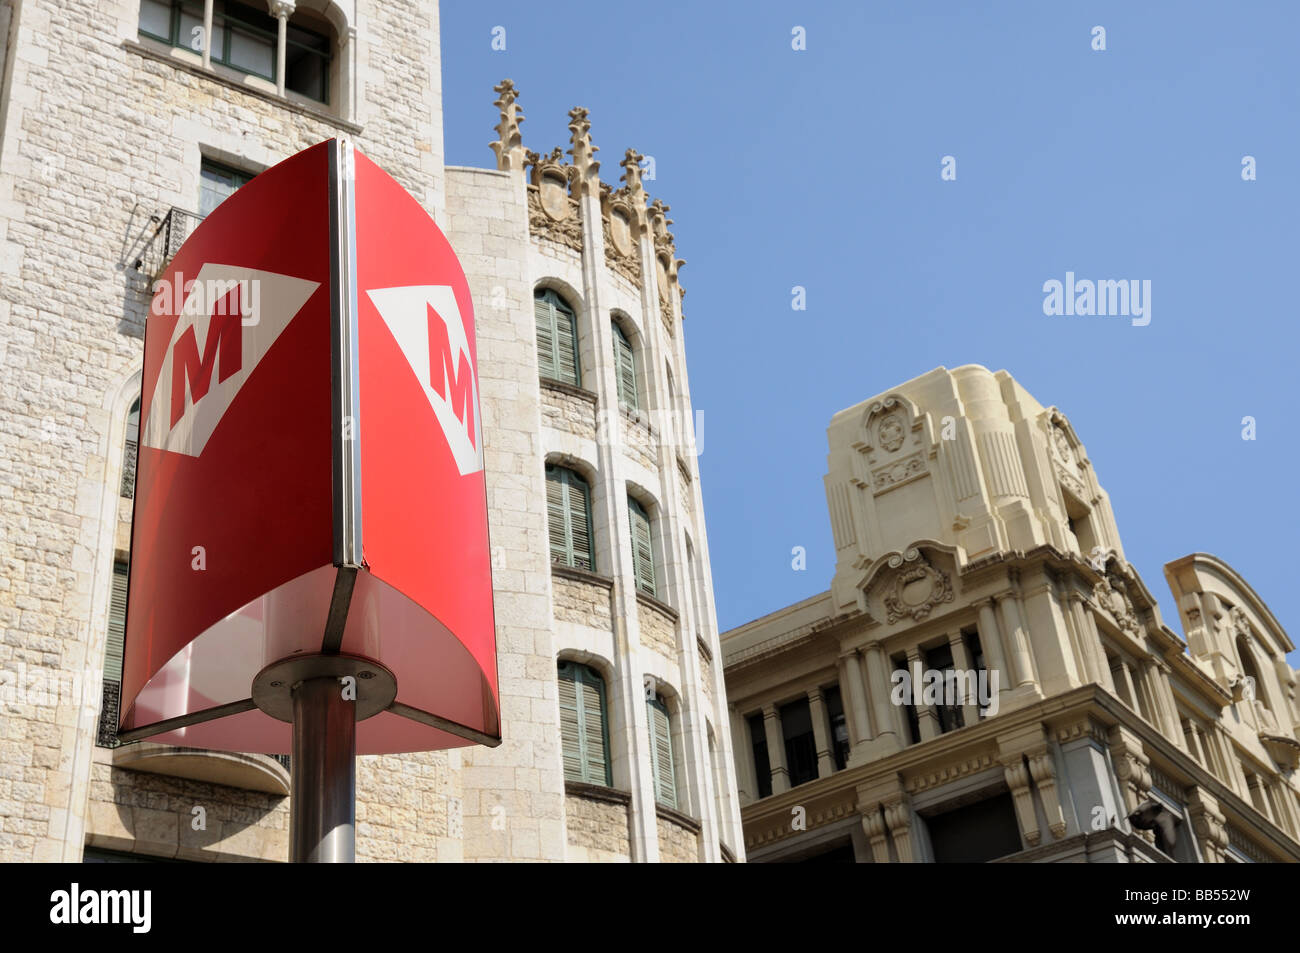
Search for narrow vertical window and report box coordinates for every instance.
[628,497,656,596]
[545,465,593,571]
[96,561,129,748]
[612,320,638,410]
[647,692,677,809]
[534,289,580,386]
[748,712,772,799]
[558,662,610,786]
[120,399,140,499]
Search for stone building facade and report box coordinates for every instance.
[0,0,740,862]
[723,365,1300,863]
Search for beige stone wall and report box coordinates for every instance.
[540,384,597,442]
[445,165,567,862]
[677,462,693,515]
[564,792,631,862]
[698,650,713,706]
[638,598,677,663]
[620,411,658,473]
[656,814,700,862]
[84,757,288,862]
[552,574,612,630]
[0,0,449,862]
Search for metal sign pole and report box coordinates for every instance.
[289,676,356,863]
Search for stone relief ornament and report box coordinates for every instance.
[882,549,954,623]
[879,414,906,452]
[489,79,527,172]
[1093,571,1140,634]
[526,147,583,252]
[871,452,925,492]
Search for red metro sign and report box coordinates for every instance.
[120,140,499,754]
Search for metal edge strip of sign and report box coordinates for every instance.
[115,698,258,744]
[386,701,503,748]
[328,137,363,571]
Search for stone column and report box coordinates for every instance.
[269,0,295,97]
[762,705,788,795]
[948,631,981,727]
[842,650,872,751]
[999,593,1036,689]
[906,646,940,741]
[975,598,1009,700]
[808,688,835,778]
[201,0,214,69]
[864,644,896,746]
[1066,591,1105,685]
[836,656,860,747]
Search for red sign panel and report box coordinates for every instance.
[121,140,499,754]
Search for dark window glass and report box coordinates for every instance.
[748,713,771,799]
[780,698,818,787]
[925,642,964,733]
[926,793,1023,862]
[824,686,850,770]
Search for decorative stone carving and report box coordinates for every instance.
[600,181,641,287]
[881,549,954,623]
[1093,569,1140,635]
[871,451,925,493]
[879,414,905,452]
[566,107,600,199]
[526,147,583,252]
[648,199,682,333]
[1027,749,1068,840]
[489,79,527,173]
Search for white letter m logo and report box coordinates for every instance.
[366,285,484,476]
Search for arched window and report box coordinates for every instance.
[627,496,657,597]
[558,661,611,786]
[534,288,580,386]
[120,399,140,499]
[612,320,638,410]
[647,692,677,809]
[546,465,593,570]
[1237,635,1271,711]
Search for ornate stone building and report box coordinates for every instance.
[722,365,1300,863]
[0,0,740,862]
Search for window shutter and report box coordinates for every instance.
[558,663,609,786]
[546,468,570,566]
[579,675,609,785]
[104,562,129,684]
[568,477,592,570]
[547,467,594,570]
[648,696,677,809]
[535,293,556,380]
[613,323,638,410]
[629,499,656,596]
[558,665,584,783]
[554,301,579,386]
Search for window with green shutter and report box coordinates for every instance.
[534,289,580,386]
[647,693,677,809]
[546,466,594,570]
[612,320,638,410]
[558,661,611,786]
[628,497,657,597]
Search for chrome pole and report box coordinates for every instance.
[289,675,356,863]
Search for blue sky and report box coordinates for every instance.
[440,1,1299,665]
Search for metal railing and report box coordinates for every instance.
[140,206,204,279]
